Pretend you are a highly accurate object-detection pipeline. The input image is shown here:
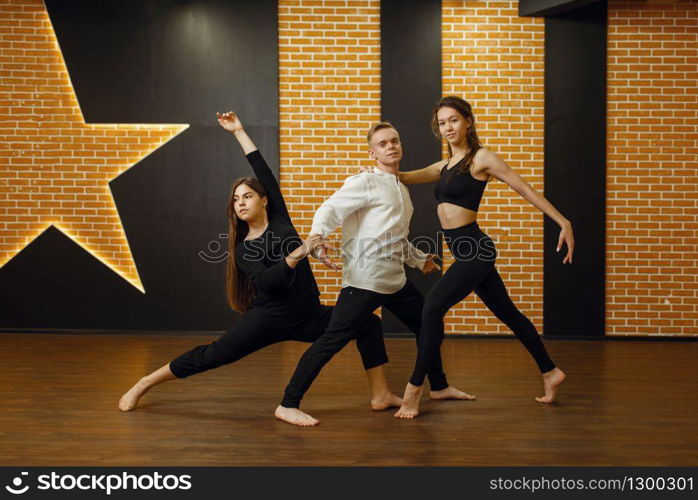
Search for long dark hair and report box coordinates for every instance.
[431,96,483,173]
[225,177,267,312]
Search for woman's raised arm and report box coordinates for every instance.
[217,111,257,154]
[217,111,292,223]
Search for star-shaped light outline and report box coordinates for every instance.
[0,1,190,293]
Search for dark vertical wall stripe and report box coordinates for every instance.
[0,0,278,330]
[520,0,603,17]
[544,1,607,336]
[380,0,442,334]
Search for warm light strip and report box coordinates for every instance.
[0,2,190,294]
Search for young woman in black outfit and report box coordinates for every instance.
[394,96,574,418]
[119,112,400,426]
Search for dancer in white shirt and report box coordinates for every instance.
[275,122,474,426]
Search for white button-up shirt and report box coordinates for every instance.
[311,167,428,294]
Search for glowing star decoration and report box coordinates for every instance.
[0,0,189,293]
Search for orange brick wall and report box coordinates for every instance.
[278,0,381,299]
[607,0,698,336]
[0,0,186,292]
[441,1,546,335]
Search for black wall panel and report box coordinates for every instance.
[520,0,603,17]
[543,1,607,336]
[380,0,443,334]
[0,0,278,330]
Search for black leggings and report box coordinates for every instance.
[282,280,449,409]
[409,222,556,387]
[170,301,388,379]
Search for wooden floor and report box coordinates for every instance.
[0,333,696,466]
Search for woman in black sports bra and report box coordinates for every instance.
[394,96,575,419]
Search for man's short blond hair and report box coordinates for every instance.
[366,122,398,144]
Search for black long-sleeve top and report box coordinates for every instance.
[236,150,321,310]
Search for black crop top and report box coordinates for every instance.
[236,150,320,310]
[433,157,488,212]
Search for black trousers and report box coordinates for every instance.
[409,222,556,387]
[281,280,449,408]
[170,301,388,379]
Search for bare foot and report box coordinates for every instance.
[430,386,476,401]
[535,367,566,404]
[118,379,151,412]
[394,383,423,419]
[274,405,319,426]
[371,391,403,411]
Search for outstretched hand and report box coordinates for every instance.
[216,111,243,133]
[314,242,341,271]
[303,233,325,255]
[557,223,575,264]
[421,254,441,274]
